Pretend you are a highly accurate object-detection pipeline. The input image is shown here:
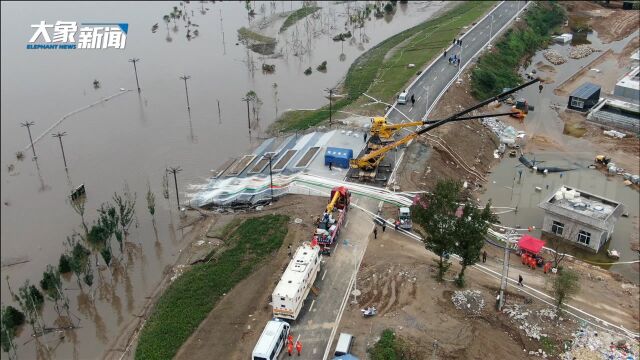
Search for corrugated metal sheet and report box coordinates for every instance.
[571,82,601,99]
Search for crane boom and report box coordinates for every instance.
[351,78,540,171]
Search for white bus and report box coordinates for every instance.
[252,319,290,360]
[272,242,321,320]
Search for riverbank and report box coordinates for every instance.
[134,214,289,360]
[269,1,495,133]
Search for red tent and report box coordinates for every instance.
[517,234,545,254]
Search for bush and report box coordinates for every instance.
[370,329,402,360]
[1,306,25,330]
[471,2,565,99]
[58,254,72,273]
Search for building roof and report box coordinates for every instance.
[539,186,624,231]
[272,243,319,299]
[616,67,640,91]
[570,82,601,99]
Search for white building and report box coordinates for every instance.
[614,66,639,103]
[271,242,321,320]
[539,186,624,253]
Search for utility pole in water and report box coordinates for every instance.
[179,75,192,113]
[52,131,68,169]
[129,58,141,93]
[240,96,251,131]
[166,166,182,210]
[20,121,37,159]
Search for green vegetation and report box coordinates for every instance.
[412,180,495,283]
[270,1,494,132]
[135,215,290,360]
[552,269,580,314]
[280,6,321,33]
[471,2,565,99]
[237,27,276,45]
[540,336,559,356]
[369,329,410,360]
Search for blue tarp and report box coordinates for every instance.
[325,147,353,169]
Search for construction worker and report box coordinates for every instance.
[296,340,302,356]
[287,341,293,356]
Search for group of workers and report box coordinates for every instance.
[521,252,554,273]
[287,335,303,356]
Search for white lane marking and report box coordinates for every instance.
[322,269,327,280]
[434,76,437,80]
[417,96,421,101]
[309,299,316,312]
[471,37,476,42]
[409,106,413,112]
[441,67,445,72]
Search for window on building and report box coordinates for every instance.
[551,221,564,235]
[571,98,584,108]
[577,230,591,245]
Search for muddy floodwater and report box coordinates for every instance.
[1,1,451,358]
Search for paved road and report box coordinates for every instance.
[387,1,528,123]
[282,197,377,360]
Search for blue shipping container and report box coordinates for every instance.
[324,147,353,169]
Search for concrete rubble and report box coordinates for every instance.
[502,305,561,341]
[569,45,596,59]
[451,289,485,316]
[560,327,639,360]
[543,49,567,65]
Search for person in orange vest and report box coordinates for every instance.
[287,341,294,356]
[529,258,537,270]
[296,340,302,356]
[288,334,293,346]
[544,261,553,274]
[521,253,529,265]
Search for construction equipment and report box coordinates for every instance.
[351,78,541,174]
[510,98,534,119]
[315,186,351,246]
[369,111,520,146]
[595,155,611,166]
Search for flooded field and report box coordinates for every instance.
[481,156,639,283]
[0,1,451,358]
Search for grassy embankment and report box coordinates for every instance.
[269,1,495,133]
[470,2,566,99]
[135,214,290,360]
[280,6,321,33]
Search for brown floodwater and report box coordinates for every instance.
[480,30,639,284]
[1,1,450,358]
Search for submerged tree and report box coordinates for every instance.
[1,305,25,358]
[146,184,156,222]
[70,195,88,236]
[67,235,91,289]
[16,281,45,335]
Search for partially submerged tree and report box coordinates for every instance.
[1,305,25,358]
[16,281,45,335]
[552,269,580,314]
[70,195,88,236]
[67,235,91,289]
[40,264,72,320]
[146,184,156,222]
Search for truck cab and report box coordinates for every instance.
[398,207,412,230]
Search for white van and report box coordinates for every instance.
[252,319,290,360]
[334,333,355,356]
[397,91,408,105]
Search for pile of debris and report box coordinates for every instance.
[560,327,639,360]
[543,49,567,65]
[569,45,596,59]
[451,289,485,316]
[502,305,564,341]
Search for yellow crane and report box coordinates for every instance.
[370,111,519,144]
[351,78,541,173]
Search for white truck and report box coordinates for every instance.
[397,207,412,230]
[271,242,321,320]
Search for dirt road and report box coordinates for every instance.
[336,229,639,359]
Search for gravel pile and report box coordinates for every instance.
[561,327,639,360]
[502,305,562,341]
[569,45,596,59]
[543,49,566,65]
[451,289,485,316]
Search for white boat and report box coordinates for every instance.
[606,249,620,260]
